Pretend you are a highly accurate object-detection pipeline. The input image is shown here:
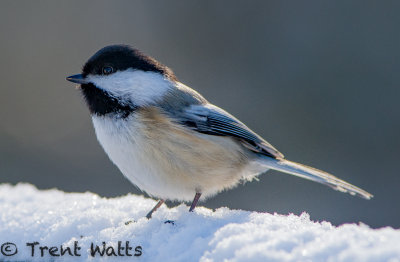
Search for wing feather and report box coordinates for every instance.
[175,104,284,159]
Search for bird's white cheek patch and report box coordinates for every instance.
[86,70,173,106]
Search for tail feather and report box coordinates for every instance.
[262,158,373,200]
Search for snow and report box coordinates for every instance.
[0,184,399,262]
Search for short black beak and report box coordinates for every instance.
[66,74,89,84]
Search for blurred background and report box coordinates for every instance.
[0,1,399,228]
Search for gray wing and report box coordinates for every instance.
[175,104,284,159]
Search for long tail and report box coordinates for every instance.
[261,158,373,199]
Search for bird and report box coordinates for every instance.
[66,44,372,219]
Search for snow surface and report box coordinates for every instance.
[0,184,399,262]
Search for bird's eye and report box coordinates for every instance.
[102,66,114,75]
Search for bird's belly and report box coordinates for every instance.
[92,112,259,201]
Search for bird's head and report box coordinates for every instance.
[67,45,176,117]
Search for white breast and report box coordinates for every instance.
[92,114,163,197]
[92,110,266,201]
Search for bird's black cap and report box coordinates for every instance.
[82,44,177,81]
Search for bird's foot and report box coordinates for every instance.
[125,220,136,225]
[164,220,175,225]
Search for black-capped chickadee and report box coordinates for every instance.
[66,45,372,219]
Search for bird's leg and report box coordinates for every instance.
[146,199,165,219]
[189,192,202,212]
